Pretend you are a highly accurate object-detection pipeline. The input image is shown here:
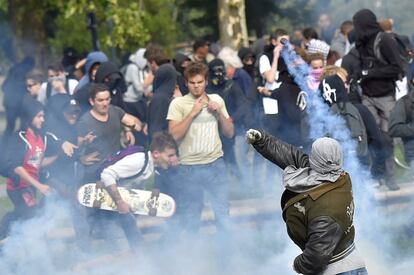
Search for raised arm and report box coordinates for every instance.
[248,129,309,170]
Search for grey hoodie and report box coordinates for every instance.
[123,48,152,102]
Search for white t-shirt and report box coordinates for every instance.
[37,79,78,105]
[259,55,281,90]
[167,93,228,165]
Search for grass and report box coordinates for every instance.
[0,176,12,218]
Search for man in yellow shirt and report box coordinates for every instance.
[167,62,234,235]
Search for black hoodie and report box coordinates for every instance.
[353,9,402,97]
[207,59,254,130]
[147,64,176,138]
[174,53,190,95]
[94,61,126,108]
[44,94,79,181]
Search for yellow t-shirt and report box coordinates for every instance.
[167,93,229,165]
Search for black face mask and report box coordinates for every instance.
[210,65,226,86]
[105,74,126,94]
[243,64,255,75]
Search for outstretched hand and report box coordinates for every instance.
[246,129,262,144]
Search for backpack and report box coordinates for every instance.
[331,102,368,157]
[97,145,149,180]
[402,92,414,123]
[373,32,409,79]
[46,79,70,99]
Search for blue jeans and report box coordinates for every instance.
[166,158,230,234]
[337,267,368,275]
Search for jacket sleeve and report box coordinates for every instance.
[5,133,28,183]
[389,98,414,138]
[293,216,343,275]
[252,130,309,170]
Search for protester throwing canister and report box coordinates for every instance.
[246,129,368,275]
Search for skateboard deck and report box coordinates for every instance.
[77,183,176,218]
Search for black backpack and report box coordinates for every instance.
[373,32,409,80]
[402,92,414,123]
[331,102,369,157]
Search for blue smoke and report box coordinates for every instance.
[280,40,396,271]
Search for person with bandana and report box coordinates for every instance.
[307,53,325,92]
[246,129,368,275]
[353,9,403,191]
[207,58,254,177]
[37,62,78,105]
[238,47,259,84]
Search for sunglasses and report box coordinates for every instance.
[26,83,39,88]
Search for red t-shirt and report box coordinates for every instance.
[7,130,45,191]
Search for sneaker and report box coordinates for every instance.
[385,180,400,191]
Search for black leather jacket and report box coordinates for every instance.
[252,130,355,275]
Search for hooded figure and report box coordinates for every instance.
[246,129,367,275]
[147,64,177,138]
[352,9,401,191]
[174,52,191,95]
[2,57,35,136]
[45,94,79,145]
[123,48,151,103]
[43,94,81,196]
[353,9,402,98]
[319,75,349,106]
[20,99,44,134]
[206,59,254,175]
[75,51,108,92]
[207,59,253,130]
[238,47,257,78]
[94,61,127,108]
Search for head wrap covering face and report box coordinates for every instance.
[352,9,382,46]
[309,137,343,174]
[283,137,344,192]
[319,74,349,106]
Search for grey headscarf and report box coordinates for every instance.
[283,137,344,193]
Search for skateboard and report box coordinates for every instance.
[77,183,176,218]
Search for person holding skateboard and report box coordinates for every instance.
[99,132,178,214]
[76,83,143,251]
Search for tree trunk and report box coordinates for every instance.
[218,0,248,49]
[8,0,49,68]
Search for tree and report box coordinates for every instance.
[0,0,178,68]
[217,0,248,48]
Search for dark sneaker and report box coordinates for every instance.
[385,181,400,191]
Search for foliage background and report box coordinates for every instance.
[0,0,413,69]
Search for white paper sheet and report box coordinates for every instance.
[262,97,278,114]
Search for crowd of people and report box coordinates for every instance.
[0,8,413,274]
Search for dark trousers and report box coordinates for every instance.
[0,187,37,239]
[88,210,141,251]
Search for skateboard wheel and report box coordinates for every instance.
[93,200,101,208]
[148,208,157,216]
